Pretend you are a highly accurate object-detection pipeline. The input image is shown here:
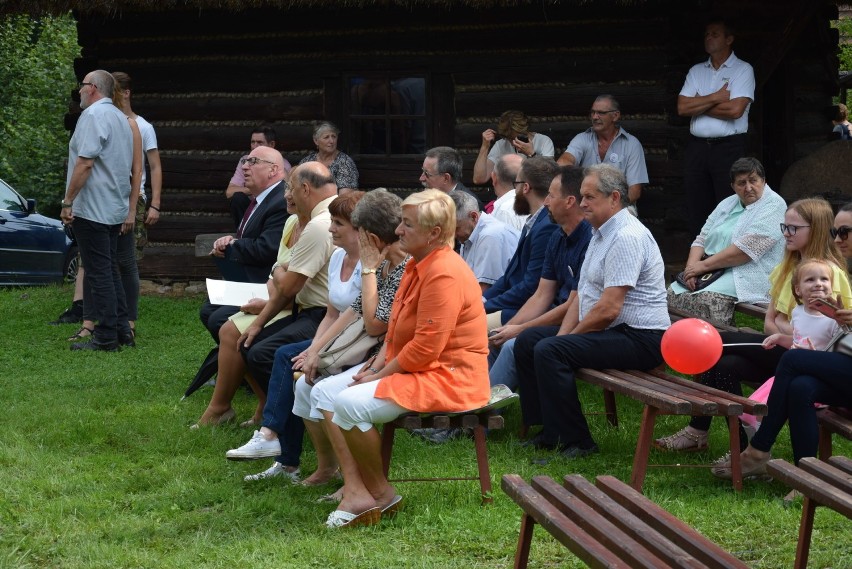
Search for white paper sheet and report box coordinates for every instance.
[206,278,269,306]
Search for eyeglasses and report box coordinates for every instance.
[421,169,442,178]
[512,180,527,187]
[240,156,276,167]
[589,109,617,117]
[780,223,811,236]
[830,226,852,240]
[78,82,95,90]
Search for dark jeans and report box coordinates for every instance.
[73,217,129,344]
[515,324,664,448]
[83,230,138,322]
[751,349,852,464]
[242,306,326,387]
[684,134,746,236]
[689,331,786,432]
[263,339,312,467]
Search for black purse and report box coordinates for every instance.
[675,254,726,291]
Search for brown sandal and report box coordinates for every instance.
[67,325,93,341]
[654,427,708,452]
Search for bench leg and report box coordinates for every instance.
[603,389,618,428]
[380,422,397,478]
[817,425,832,461]
[794,497,816,569]
[514,512,535,569]
[630,405,657,491]
[473,423,493,504]
[726,415,743,492]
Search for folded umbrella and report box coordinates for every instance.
[182,346,219,400]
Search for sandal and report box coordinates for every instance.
[654,427,708,452]
[67,325,93,342]
[710,450,771,480]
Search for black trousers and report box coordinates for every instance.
[199,300,240,344]
[684,134,747,236]
[515,324,664,448]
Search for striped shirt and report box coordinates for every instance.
[578,209,669,330]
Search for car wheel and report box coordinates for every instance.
[64,246,80,283]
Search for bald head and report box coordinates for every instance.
[289,161,338,216]
[243,145,287,195]
[492,153,524,197]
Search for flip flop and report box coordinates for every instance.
[381,495,403,519]
[325,507,381,528]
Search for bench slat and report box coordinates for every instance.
[560,475,710,569]
[766,459,852,518]
[576,368,693,414]
[605,369,720,416]
[594,476,752,569]
[531,476,671,568]
[645,369,767,416]
[501,475,632,569]
[829,455,852,476]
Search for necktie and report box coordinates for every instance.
[236,198,257,238]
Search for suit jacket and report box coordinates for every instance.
[223,181,288,283]
[483,207,558,323]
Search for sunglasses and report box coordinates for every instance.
[830,226,852,241]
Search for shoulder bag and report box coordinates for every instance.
[316,315,384,378]
[675,254,726,291]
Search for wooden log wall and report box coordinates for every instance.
[72,0,840,281]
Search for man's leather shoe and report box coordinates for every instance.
[517,433,560,451]
[531,443,599,465]
[70,340,119,352]
[119,333,135,347]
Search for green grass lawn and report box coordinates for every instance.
[1,286,849,568]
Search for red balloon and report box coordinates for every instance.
[661,318,723,375]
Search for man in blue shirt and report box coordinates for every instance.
[488,166,592,389]
[483,156,559,328]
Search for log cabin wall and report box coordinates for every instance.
[71,0,840,280]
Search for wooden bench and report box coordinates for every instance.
[575,367,767,492]
[380,392,518,504]
[816,406,852,460]
[734,302,768,320]
[502,473,751,568]
[766,456,852,569]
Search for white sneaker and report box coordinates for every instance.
[226,430,281,461]
[243,462,301,483]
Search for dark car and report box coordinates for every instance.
[0,177,78,286]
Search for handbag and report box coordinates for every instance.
[825,327,852,357]
[316,315,384,377]
[675,254,726,291]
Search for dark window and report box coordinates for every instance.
[349,76,427,155]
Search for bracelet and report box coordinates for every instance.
[368,367,379,373]
[61,200,73,208]
[149,205,160,212]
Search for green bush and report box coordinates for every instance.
[0,13,79,217]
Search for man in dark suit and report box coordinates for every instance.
[419,145,483,211]
[210,145,288,283]
[483,156,559,329]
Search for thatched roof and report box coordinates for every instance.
[1,0,653,16]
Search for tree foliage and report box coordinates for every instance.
[0,13,79,216]
[834,18,852,72]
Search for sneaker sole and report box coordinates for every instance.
[225,448,281,461]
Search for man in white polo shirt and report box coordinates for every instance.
[678,19,755,236]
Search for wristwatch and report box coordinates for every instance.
[361,267,378,276]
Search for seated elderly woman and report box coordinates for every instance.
[668,157,787,325]
[299,122,359,193]
[226,190,409,487]
[324,189,490,528]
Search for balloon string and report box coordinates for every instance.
[721,343,765,347]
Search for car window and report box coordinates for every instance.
[0,179,25,212]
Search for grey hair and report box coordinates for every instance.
[585,163,629,208]
[425,146,463,182]
[293,166,336,190]
[449,190,478,220]
[313,121,340,140]
[350,188,402,244]
[494,154,521,186]
[595,94,620,112]
[90,69,115,98]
